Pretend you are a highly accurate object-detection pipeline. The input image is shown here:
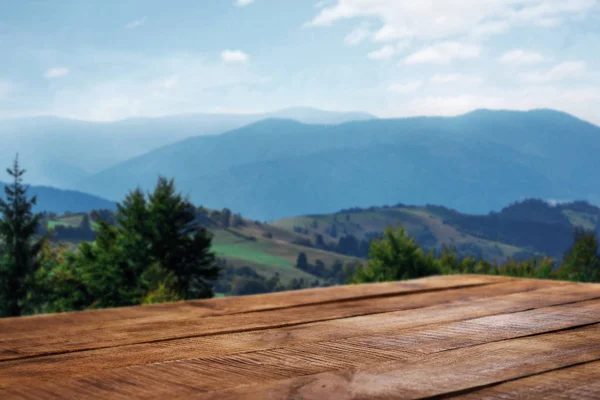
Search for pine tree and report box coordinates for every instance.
[80,214,92,232]
[296,252,308,269]
[558,228,600,282]
[220,208,232,229]
[349,225,439,284]
[0,156,45,317]
[114,188,153,299]
[147,177,220,299]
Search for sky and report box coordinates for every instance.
[1,0,599,124]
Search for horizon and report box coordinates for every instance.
[2,1,599,124]
[2,106,598,127]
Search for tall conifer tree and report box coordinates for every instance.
[0,156,45,317]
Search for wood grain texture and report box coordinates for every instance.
[0,274,506,361]
[1,275,599,400]
[450,360,600,399]
[0,278,565,379]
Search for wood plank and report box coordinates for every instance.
[0,274,506,335]
[181,323,600,400]
[2,284,599,396]
[0,277,538,361]
[450,360,600,399]
[0,279,562,373]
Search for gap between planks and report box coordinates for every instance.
[442,359,600,399]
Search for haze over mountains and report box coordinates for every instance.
[69,108,600,221]
[0,182,116,214]
[0,107,374,187]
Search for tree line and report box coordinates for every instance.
[349,225,599,284]
[0,157,220,317]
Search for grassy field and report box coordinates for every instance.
[210,225,359,284]
[273,206,535,263]
[212,243,294,269]
[44,212,355,286]
[47,214,101,231]
[47,220,77,229]
[562,210,598,231]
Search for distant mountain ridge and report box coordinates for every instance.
[0,107,375,188]
[0,182,116,214]
[76,108,600,220]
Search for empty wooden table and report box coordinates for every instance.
[1,275,600,399]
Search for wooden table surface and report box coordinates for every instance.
[1,275,600,399]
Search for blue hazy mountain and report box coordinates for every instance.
[76,108,600,221]
[0,183,116,214]
[0,107,374,188]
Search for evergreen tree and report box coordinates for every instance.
[0,156,46,317]
[296,252,308,269]
[231,213,244,228]
[349,225,439,284]
[330,224,338,238]
[80,214,92,232]
[78,213,94,241]
[221,208,232,229]
[147,177,221,299]
[558,228,600,282]
[77,177,222,306]
[315,234,326,249]
[114,188,153,299]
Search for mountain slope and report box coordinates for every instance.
[0,183,116,213]
[77,109,600,220]
[273,199,600,261]
[0,108,374,188]
[45,208,359,289]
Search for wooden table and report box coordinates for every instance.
[1,275,600,399]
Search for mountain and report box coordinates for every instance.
[0,108,375,188]
[273,199,600,261]
[0,183,116,214]
[76,109,600,221]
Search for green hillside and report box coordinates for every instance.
[44,211,360,289]
[273,199,600,262]
[42,199,600,293]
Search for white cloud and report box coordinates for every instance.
[235,0,254,6]
[221,50,249,64]
[404,42,480,65]
[344,23,371,46]
[372,83,600,127]
[367,45,395,60]
[387,81,422,94]
[43,52,268,121]
[125,17,146,29]
[395,39,411,52]
[471,20,511,37]
[44,67,70,79]
[152,75,179,91]
[430,73,483,85]
[309,1,597,41]
[499,49,545,64]
[520,61,587,83]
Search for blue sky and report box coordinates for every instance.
[1,0,599,124]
